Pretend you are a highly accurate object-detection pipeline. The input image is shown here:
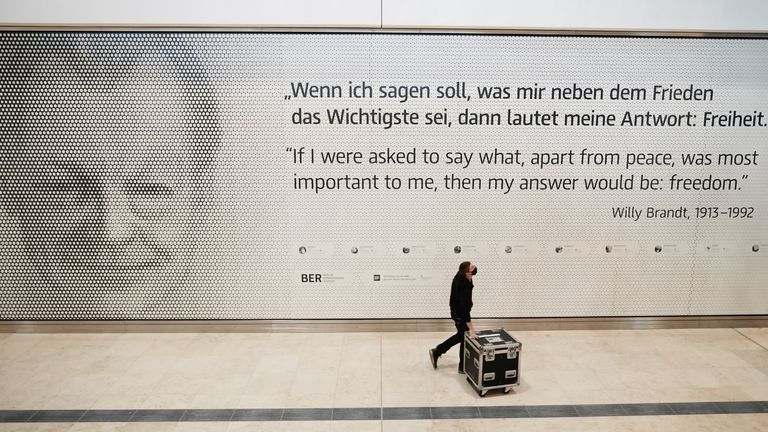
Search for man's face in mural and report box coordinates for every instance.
[8,56,215,313]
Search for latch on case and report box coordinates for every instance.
[486,350,495,361]
[507,348,518,359]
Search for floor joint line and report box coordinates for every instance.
[733,328,768,352]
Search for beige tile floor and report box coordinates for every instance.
[1,328,767,431]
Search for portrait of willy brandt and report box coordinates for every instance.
[0,33,220,318]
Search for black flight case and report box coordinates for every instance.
[463,328,521,396]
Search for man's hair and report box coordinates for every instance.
[458,261,472,274]
[0,32,220,202]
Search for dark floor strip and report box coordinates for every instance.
[1,401,766,423]
[28,410,87,423]
[230,409,282,421]
[281,408,332,421]
[621,403,674,416]
[0,410,37,423]
[383,407,431,420]
[130,409,185,422]
[332,407,382,421]
[478,406,529,418]
[717,401,768,414]
[180,409,234,422]
[80,410,135,422]
[668,402,723,415]
[574,404,626,417]
[526,404,579,418]
[430,406,480,419]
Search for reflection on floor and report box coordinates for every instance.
[0,327,767,431]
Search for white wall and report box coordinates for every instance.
[383,0,768,32]
[0,0,381,27]
[0,0,766,32]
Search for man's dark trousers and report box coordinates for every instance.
[434,319,469,369]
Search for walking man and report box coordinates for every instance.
[429,261,478,373]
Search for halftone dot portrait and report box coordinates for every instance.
[1,33,219,318]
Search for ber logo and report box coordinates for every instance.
[301,274,322,282]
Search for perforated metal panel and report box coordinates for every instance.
[1,33,766,319]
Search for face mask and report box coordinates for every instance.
[471,267,478,276]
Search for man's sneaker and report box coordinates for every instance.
[458,366,465,374]
[428,349,438,369]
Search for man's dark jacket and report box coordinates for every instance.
[449,271,473,322]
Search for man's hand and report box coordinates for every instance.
[467,321,478,339]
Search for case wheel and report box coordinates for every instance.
[504,387,512,394]
[467,376,489,397]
